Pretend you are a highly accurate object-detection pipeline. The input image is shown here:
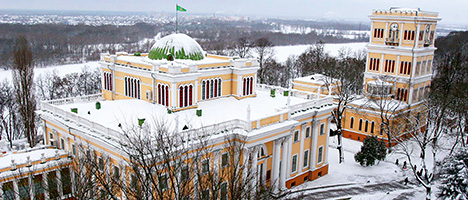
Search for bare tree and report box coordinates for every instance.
[231,37,251,58]
[362,75,405,150]
[12,35,37,147]
[0,80,22,147]
[254,37,275,84]
[322,48,365,163]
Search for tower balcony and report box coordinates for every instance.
[385,38,399,46]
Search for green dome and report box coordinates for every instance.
[148,34,205,61]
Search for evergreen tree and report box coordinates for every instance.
[438,147,468,199]
[354,136,387,166]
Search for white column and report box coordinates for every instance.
[272,139,282,193]
[325,117,332,165]
[310,121,319,170]
[193,160,199,200]
[29,174,33,200]
[396,55,401,76]
[121,167,127,200]
[13,178,18,200]
[57,169,63,198]
[194,80,199,104]
[369,21,374,43]
[43,172,49,200]
[383,22,389,40]
[171,82,177,108]
[242,148,250,182]
[415,23,421,47]
[298,123,306,172]
[251,147,259,197]
[380,53,385,74]
[213,150,221,180]
[399,23,404,46]
[279,136,290,190]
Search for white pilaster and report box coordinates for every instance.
[251,146,259,197]
[279,136,290,190]
[310,121,319,169]
[399,23,404,46]
[171,82,177,108]
[242,148,250,182]
[272,139,282,193]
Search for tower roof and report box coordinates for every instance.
[149,33,205,61]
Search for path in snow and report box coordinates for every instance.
[285,181,420,200]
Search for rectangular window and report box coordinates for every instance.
[61,138,65,150]
[72,144,76,156]
[61,168,72,196]
[3,182,14,200]
[220,182,228,200]
[181,165,189,183]
[113,165,120,180]
[18,177,30,200]
[291,155,298,173]
[318,146,324,164]
[305,127,311,138]
[319,124,325,135]
[202,159,210,174]
[48,171,58,199]
[34,174,44,200]
[293,130,299,143]
[159,174,168,191]
[221,153,229,168]
[202,190,210,200]
[303,150,309,168]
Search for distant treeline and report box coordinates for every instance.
[0,19,368,68]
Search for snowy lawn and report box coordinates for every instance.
[287,136,430,199]
[0,61,100,82]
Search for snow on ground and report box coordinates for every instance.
[0,61,100,83]
[270,42,367,63]
[288,136,429,199]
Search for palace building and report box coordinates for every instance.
[5,33,336,199]
[342,8,440,144]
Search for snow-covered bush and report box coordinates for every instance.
[354,136,387,166]
[438,147,468,199]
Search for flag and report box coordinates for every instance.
[176,5,187,12]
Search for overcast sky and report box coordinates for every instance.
[2,0,467,26]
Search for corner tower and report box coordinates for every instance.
[365,7,441,105]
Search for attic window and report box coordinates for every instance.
[183,125,189,130]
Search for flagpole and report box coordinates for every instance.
[176,4,178,33]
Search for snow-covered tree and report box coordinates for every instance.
[354,136,387,166]
[438,147,468,199]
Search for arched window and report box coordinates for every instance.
[206,80,210,99]
[165,86,169,106]
[359,119,363,131]
[179,86,184,107]
[201,81,205,100]
[214,79,218,97]
[249,77,254,95]
[371,122,375,134]
[189,85,193,106]
[365,121,369,132]
[350,117,354,129]
[184,86,188,107]
[210,80,214,98]
[243,78,246,96]
[158,85,161,104]
[124,77,128,96]
[218,78,222,96]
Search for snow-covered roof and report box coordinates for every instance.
[149,33,205,61]
[0,148,70,174]
[55,90,309,133]
[367,80,393,86]
[294,74,339,85]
